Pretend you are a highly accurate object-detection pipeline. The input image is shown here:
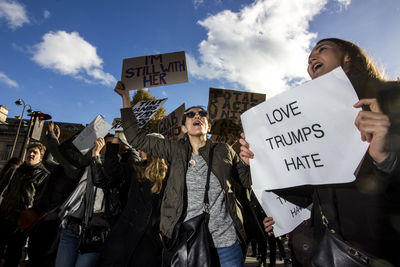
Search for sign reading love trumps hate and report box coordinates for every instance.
[241,67,369,190]
[122,51,188,90]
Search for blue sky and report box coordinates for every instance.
[1,0,399,125]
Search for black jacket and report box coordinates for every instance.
[0,162,49,222]
[98,143,163,267]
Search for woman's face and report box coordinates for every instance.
[182,107,210,137]
[307,40,350,80]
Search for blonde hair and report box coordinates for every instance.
[136,155,168,194]
[136,132,168,194]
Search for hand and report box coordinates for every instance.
[354,99,390,163]
[47,121,54,134]
[263,216,275,236]
[92,137,105,157]
[114,81,131,108]
[54,124,61,139]
[239,132,254,165]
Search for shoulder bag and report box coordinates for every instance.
[311,192,388,267]
[162,146,219,267]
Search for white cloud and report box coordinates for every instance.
[43,9,50,19]
[0,72,18,87]
[337,0,351,9]
[0,0,29,29]
[32,31,116,86]
[188,0,330,96]
[194,0,203,8]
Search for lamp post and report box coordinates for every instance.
[9,99,32,159]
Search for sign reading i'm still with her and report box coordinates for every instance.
[121,51,188,90]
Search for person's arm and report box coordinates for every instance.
[46,122,77,171]
[90,138,122,189]
[114,81,173,161]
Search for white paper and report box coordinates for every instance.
[253,190,311,237]
[132,98,167,128]
[72,115,112,154]
[241,67,369,190]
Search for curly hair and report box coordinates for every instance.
[27,142,46,159]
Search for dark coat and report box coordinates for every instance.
[120,107,252,243]
[0,162,49,222]
[275,82,400,266]
[98,143,163,267]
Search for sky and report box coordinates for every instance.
[1,0,399,125]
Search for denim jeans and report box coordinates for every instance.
[216,240,244,267]
[55,229,100,267]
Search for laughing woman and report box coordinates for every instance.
[240,38,400,266]
[113,82,273,267]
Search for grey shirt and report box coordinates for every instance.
[184,153,237,248]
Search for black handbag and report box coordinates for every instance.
[311,193,387,267]
[162,146,219,267]
[77,169,110,254]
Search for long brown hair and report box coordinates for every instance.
[135,155,168,194]
[317,38,386,99]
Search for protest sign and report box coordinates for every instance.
[133,98,167,128]
[121,51,188,90]
[72,115,112,155]
[253,190,311,237]
[158,103,185,140]
[110,120,123,132]
[207,88,265,137]
[241,67,369,190]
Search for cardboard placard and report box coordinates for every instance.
[158,103,185,140]
[121,51,188,90]
[207,88,266,137]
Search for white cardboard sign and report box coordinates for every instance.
[121,51,188,90]
[241,67,369,190]
[72,115,112,155]
[132,98,167,128]
[253,190,311,237]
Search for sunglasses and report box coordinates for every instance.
[185,110,208,118]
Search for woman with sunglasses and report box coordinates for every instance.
[114,81,273,267]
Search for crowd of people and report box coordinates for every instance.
[0,37,398,267]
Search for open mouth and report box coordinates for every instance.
[193,120,202,126]
[313,62,323,72]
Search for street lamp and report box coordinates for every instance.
[9,99,32,159]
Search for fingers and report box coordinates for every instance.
[354,98,382,113]
[263,216,275,236]
[354,110,390,142]
[239,135,254,165]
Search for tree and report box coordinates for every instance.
[130,89,166,133]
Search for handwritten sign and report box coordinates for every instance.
[253,190,311,237]
[241,67,369,190]
[158,103,185,140]
[207,88,265,137]
[121,51,188,90]
[132,98,167,128]
[110,120,123,132]
[72,115,112,154]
